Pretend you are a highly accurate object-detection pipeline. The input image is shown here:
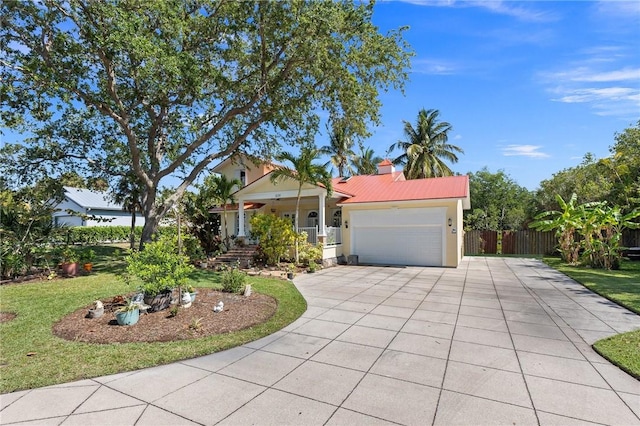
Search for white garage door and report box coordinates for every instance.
[351,208,445,266]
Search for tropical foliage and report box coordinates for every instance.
[0,181,65,279]
[182,176,223,255]
[270,146,332,262]
[389,108,463,179]
[531,194,640,269]
[1,1,411,245]
[352,143,384,175]
[250,214,296,266]
[122,235,194,296]
[207,174,243,251]
[111,171,144,249]
[320,118,356,177]
[535,121,640,214]
[465,168,536,231]
[531,194,584,264]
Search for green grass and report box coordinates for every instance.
[543,258,640,314]
[593,330,640,379]
[0,248,306,393]
[543,257,640,378]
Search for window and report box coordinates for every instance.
[240,170,246,186]
[332,210,342,227]
[307,211,318,227]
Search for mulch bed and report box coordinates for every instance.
[52,289,277,344]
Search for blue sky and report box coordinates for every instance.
[359,0,640,190]
[3,2,638,193]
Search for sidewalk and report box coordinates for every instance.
[1,257,639,425]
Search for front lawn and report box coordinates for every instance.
[543,257,640,378]
[0,254,306,393]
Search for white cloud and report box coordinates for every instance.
[552,87,638,103]
[548,67,640,83]
[539,59,640,120]
[501,145,550,159]
[412,58,460,75]
[397,0,558,22]
[594,1,640,19]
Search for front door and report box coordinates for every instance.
[282,212,296,228]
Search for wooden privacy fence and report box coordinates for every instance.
[464,229,640,256]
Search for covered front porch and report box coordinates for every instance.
[217,177,349,262]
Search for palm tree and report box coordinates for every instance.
[352,143,383,175]
[320,120,356,177]
[210,174,242,250]
[389,108,463,179]
[270,146,333,262]
[113,172,144,249]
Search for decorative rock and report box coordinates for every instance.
[87,300,104,318]
[87,308,104,319]
[243,285,252,297]
[131,293,150,314]
[181,291,192,308]
[213,301,224,313]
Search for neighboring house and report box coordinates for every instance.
[53,186,145,227]
[210,155,470,267]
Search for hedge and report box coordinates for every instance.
[58,226,179,245]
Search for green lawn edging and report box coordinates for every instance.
[543,257,640,378]
[0,270,306,393]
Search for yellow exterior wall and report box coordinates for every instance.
[215,158,276,186]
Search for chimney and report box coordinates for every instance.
[377,159,395,175]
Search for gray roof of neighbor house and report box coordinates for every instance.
[63,186,122,211]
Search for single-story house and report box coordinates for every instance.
[53,186,145,227]
[210,156,470,267]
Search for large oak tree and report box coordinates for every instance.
[0,0,411,246]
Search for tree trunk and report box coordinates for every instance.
[294,186,302,263]
[139,210,161,250]
[223,206,229,250]
[129,209,137,250]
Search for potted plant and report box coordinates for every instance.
[59,247,80,277]
[122,235,194,313]
[81,248,96,273]
[115,300,140,326]
[286,263,295,280]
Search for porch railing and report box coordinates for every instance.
[325,226,341,246]
[298,226,317,244]
[297,226,342,246]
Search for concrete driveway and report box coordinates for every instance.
[1,257,639,425]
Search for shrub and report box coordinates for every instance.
[249,214,296,265]
[221,267,246,293]
[297,233,322,266]
[123,235,194,296]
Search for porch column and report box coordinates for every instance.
[237,198,245,237]
[318,193,326,237]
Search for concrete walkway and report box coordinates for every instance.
[1,257,639,425]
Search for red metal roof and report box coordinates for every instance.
[378,159,393,166]
[333,174,469,204]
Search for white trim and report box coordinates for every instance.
[338,198,464,208]
[318,193,326,236]
[237,199,245,236]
